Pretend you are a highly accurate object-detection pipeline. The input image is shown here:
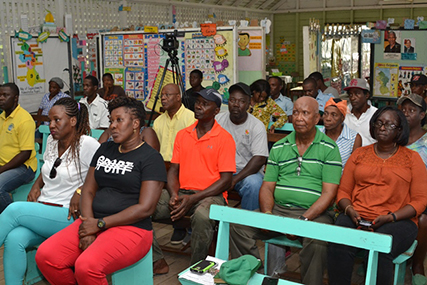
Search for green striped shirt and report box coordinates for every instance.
[264,129,342,209]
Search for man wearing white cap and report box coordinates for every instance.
[344,78,378,146]
[152,88,236,268]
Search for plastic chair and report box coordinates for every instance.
[111,247,153,285]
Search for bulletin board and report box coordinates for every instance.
[237,27,265,85]
[9,35,73,113]
[372,30,427,98]
[99,27,238,111]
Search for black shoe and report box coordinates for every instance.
[170,229,186,245]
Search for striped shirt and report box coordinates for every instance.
[264,129,342,209]
[319,123,358,169]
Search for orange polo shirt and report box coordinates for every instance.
[337,145,427,226]
[171,120,236,200]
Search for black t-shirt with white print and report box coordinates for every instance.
[90,141,167,230]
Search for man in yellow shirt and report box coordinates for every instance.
[0,83,37,213]
[152,83,195,275]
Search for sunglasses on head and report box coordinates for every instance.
[50,157,62,179]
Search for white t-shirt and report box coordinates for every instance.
[344,103,378,146]
[38,135,100,208]
[216,111,269,174]
[79,94,109,129]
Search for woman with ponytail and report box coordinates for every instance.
[0,97,100,285]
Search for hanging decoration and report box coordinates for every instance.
[323,24,362,40]
[58,29,70,42]
[15,30,32,42]
[37,31,50,44]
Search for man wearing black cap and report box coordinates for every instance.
[37,77,70,125]
[410,74,427,103]
[152,88,236,269]
[216,82,268,211]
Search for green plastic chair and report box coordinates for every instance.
[111,247,153,285]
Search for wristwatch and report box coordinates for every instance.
[76,188,82,195]
[97,218,106,230]
[298,215,309,221]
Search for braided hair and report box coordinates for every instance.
[53,97,91,180]
[108,96,146,128]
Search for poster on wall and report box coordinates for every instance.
[13,40,46,96]
[401,38,417,60]
[185,37,216,81]
[383,31,401,60]
[237,29,263,71]
[104,68,124,88]
[374,63,399,97]
[398,66,425,96]
[123,34,144,67]
[146,66,176,112]
[125,67,144,99]
[104,35,123,67]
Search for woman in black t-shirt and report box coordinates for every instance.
[36,97,167,285]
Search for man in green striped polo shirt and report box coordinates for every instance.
[230,97,342,285]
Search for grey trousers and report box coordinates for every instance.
[229,204,333,285]
[152,189,226,265]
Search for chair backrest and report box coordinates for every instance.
[90,129,104,140]
[209,205,393,285]
[38,125,50,156]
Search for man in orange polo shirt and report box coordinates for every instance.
[152,88,236,273]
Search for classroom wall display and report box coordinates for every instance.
[10,35,72,112]
[372,30,427,98]
[104,68,124,88]
[237,27,265,86]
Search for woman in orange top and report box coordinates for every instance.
[328,106,427,285]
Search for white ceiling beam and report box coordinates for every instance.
[245,0,261,8]
[216,0,228,5]
[231,0,244,6]
[270,0,287,10]
[259,0,275,9]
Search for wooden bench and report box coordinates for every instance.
[178,205,393,285]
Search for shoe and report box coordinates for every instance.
[170,229,187,245]
[182,233,191,246]
[153,258,169,275]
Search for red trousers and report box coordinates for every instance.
[36,219,152,285]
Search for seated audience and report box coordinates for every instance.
[309,71,340,98]
[249,79,287,133]
[328,106,427,285]
[397,94,427,284]
[152,88,235,268]
[36,96,167,284]
[302,77,334,113]
[268,76,294,122]
[37,77,70,126]
[230,97,342,285]
[320,98,362,168]
[343,78,378,146]
[183,69,205,112]
[0,98,99,285]
[217,82,268,210]
[79,75,109,129]
[97,73,126,101]
[0,83,37,213]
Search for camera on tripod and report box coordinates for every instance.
[162,30,185,53]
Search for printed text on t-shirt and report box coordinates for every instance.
[95,155,134,174]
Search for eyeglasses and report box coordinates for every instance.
[373,121,399,130]
[296,156,303,176]
[160,93,179,98]
[49,157,62,179]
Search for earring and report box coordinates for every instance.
[133,129,136,133]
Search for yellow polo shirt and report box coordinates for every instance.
[0,104,37,171]
[153,104,196,161]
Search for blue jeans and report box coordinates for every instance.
[328,213,418,285]
[0,165,35,213]
[0,202,74,285]
[233,172,263,210]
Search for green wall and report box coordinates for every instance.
[273,7,427,80]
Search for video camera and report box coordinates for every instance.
[162,29,185,53]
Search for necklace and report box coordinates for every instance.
[374,144,398,162]
[118,141,144,153]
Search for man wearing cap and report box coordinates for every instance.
[79,75,109,129]
[410,74,427,103]
[0,83,37,213]
[230,96,342,285]
[152,88,236,267]
[216,82,269,211]
[302,77,334,113]
[37,77,70,126]
[344,78,378,146]
[268,76,294,122]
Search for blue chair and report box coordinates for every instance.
[111,247,153,285]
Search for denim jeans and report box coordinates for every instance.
[0,202,74,285]
[233,172,264,211]
[328,213,418,285]
[0,165,35,213]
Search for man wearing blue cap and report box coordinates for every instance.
[152,88,236,272]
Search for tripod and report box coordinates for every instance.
[147,48,187,126]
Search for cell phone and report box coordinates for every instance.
[38,201,63,207]
[189,259,217,274]
[359,219,372,227]
[262,277,279,285]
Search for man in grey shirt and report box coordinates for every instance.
[309,71,340,98]
[216,82,269,210]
